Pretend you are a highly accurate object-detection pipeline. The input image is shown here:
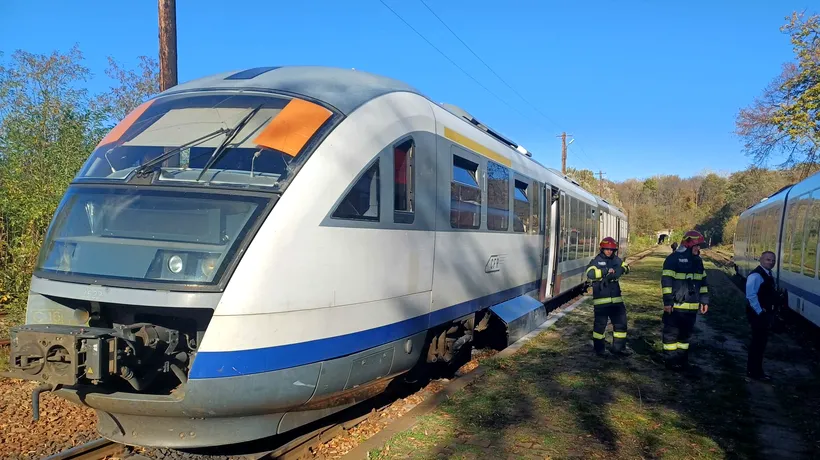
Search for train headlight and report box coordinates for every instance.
[200,257,217,277]
[168,255,184,274]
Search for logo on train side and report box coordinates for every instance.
[485,255,502,273]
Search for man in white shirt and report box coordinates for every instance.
[745,251,778,382]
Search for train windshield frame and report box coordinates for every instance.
[33,184,274,291]
[75,90,339,192]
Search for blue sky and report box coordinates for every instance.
[0,1,814,181]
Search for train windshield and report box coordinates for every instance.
[76,91,334,190]
[34,186,270,287]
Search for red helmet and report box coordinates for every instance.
[681,230,706,248]
[600,237,618,250]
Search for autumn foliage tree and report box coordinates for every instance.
[737,12,820,176]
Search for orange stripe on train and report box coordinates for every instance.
[254,98,332,157]
[96,99,155,148]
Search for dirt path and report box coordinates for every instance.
[692,259,820,459]
[695,319,812,459]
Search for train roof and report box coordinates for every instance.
[164,66,623,215]
[740,183,794,216]
[159,66,422,115]
[740,170,820,216]
[783,169,820,199]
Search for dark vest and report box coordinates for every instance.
[750,265,777,312]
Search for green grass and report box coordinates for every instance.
[370,250,759,459]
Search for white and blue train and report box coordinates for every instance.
[7,66,628,448]
[734,170,820,328]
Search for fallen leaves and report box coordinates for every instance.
[0,377,97,458]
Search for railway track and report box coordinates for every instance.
[42,438,126,460]
[35,249,659,460]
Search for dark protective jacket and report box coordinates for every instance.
[586,251,628,306]
[661,247,709,311]
[749,265,778,313]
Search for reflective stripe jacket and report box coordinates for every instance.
[661,248,709,310]
[586,252,628,306]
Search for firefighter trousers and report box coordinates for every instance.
[662,309,698,366]
[592,303,627,353]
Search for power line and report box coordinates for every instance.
[417,0,563,131]
[377,0,534,125]
[568,141,598,171]
[415,0,603,175]
[379,0,603,176]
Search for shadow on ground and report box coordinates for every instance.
[370,251,774,459]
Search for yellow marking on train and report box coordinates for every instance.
[444,127,512,167]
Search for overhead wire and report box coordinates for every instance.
[417,0,563,132]
[377,0,537,128]
[379,0,603,176]
[416,0,603,175]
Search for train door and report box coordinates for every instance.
[539,187,559,302]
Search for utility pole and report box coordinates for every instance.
[158,0,177,91]
[597,170,606,196]
[557,132,573,175]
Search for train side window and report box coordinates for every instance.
[782,201,793,271]
[559,193,567,262]
[580,202,587,258]
[767,207,777,252]
[589,207,597,258]
[570,197,579,260]
[565,197,573,261]
[530,180,541,235]
[804,190,820,278]
[487,161,510,231]
[786,199,799,271]
[748,215,757,260]
[451,154,481,229]
[332,159,380,221]
[586,204,594,258]
[513,179,530,233]
[791,196,809,273]
[393,139,415,224]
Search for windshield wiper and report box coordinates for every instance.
[132,128,230,177]
[196,104,264,182]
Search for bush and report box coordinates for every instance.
[0,47,157,327]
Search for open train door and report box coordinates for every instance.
[539,187,560,302]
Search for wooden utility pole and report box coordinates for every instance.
[158,0,178,91]
[597,170,606,196]
[557,132,572,175]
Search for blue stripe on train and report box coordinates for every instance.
[190,280,540,379]
[779,279,820,307]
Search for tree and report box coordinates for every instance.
[696,173,728,217]
[723,215,739,246]
[736,12,820,176]
[0,47,158,325]
[0,46,105,322]
[94,55,160,123]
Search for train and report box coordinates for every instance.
[734,169,820,328]
[6,66,628,448]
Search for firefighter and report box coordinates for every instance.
[661,230,709,372]
[586,237,631,356]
